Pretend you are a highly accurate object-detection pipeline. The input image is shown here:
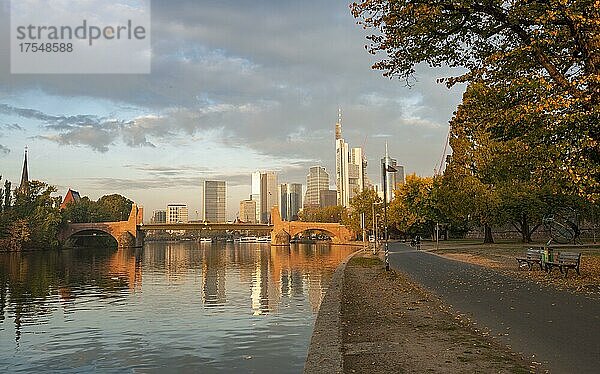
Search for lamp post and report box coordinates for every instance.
[382,146,398,271]
[372,201,383,255]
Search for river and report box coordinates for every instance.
[0,242,356,373]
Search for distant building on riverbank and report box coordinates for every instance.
[279,183,302,221]
[151,209,166,223]
[59,189,81,210]
[203,180,226,223]
[166,204,188,223]
[381,144,405,203]
[239,198,257,223]
[304,166,330,208]
[252,171,278,223]
[319,189,337,208]
[335,109,366,207]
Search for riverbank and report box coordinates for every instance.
[305,251,532,373]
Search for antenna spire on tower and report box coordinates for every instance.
[335,108,343,140]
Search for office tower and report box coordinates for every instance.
[251,172,262,223]
[239,199,257,223]
[305,166,330,208]
[381,144,403,203]
[166,204,189,223]
[319,190,338,208]
[396,165,405,186]
[252,171,278,223]
[151,209,166,223]
[335,109,365,207]
[279,183,303,221]
[203,180,226,223]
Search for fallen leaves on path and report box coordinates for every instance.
[341,253,533,374]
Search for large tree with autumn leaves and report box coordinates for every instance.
[352,0,600,199]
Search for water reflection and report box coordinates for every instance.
[0,242,355,372]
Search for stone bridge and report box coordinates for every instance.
[270,207,354,245]
[59,204,144,248]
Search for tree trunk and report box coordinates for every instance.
[521,214,531,243]
[483,223,494,244]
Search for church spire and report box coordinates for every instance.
[19,146,29,194]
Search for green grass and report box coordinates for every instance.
[350,256,383,267]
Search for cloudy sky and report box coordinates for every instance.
[0,0,465,220]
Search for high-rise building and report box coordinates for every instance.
[203,180,226,223]
[166,204,189,223]
[381,144,404,203]
[319,190,338,208]
[304,166,330,208]
[239,199,257,223]
[252,171,278,223]
[251,171,262,223]
[151,209,166,223]
[335,110,365,207]
[279,183,302,221]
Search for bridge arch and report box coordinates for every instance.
[64,228,119,247]
[289,227,337,241]
[270,206,354,245]
[59,204,144,249]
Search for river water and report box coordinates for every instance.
[0,242,356,373]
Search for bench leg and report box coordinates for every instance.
[563,266,568,278]
[576,266,580,276]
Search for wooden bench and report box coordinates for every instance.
[516,248,543,271]
[544,251,582,277]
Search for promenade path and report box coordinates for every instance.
[387,242,600,374]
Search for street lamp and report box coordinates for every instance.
[382,147,398,271]
[372,201,383,255]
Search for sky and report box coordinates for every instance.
[0,0,465,220]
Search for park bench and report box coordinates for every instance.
[544,251,582,277]
[516,248,543,271]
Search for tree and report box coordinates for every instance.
[298,206,345,223]
[441,79,596,242]
[342,189,383,235]
[389,174,445,239]
[10,180,62,249]
[97,194,133,222]
[352,0,600,199]
[4,180,11,210]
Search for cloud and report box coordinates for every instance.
[0,0,465,178]
[0,144,9,154]
[4,123,24,131]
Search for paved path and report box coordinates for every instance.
[387,242,600,374]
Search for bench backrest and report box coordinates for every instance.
[525,249,542,260]
[557,251,581,264]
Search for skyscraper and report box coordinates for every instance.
[335,110,365,207]
[203,180,226,223]
[381,143,404,203]
[279,183,302,221]
[319,190,337,208]
[305,166,330,208]
[252,171,278,223]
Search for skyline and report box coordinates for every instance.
[0,0,465,219]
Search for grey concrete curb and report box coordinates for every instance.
[303,248,363,374]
